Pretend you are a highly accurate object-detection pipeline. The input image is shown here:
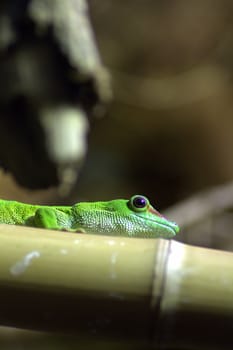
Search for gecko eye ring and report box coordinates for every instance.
[129,195,149,212]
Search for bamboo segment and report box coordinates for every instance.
[0,224,161,340]
[155,241,233,350]
[0,224,232,349]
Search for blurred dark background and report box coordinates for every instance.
[1,0,233,250]
[77,0,233,203]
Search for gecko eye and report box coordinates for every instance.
[129,195,149,212]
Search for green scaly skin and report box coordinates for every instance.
[0,195,179,238]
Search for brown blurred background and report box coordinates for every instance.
[1,0,233,250]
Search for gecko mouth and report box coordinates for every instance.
[134,213,179,236]
[147,219,180,236]
[147,208,179,234]
[156,221,180,235]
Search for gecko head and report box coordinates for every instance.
[73,195,179,238]
[123,195,180,238]
[101,195,179,238]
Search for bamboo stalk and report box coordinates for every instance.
[155,241,233,349]
[0,224,232,349]
[0,224,158,341]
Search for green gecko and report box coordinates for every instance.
[0,195,179,238]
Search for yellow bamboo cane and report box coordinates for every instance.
[0,224,232,349]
